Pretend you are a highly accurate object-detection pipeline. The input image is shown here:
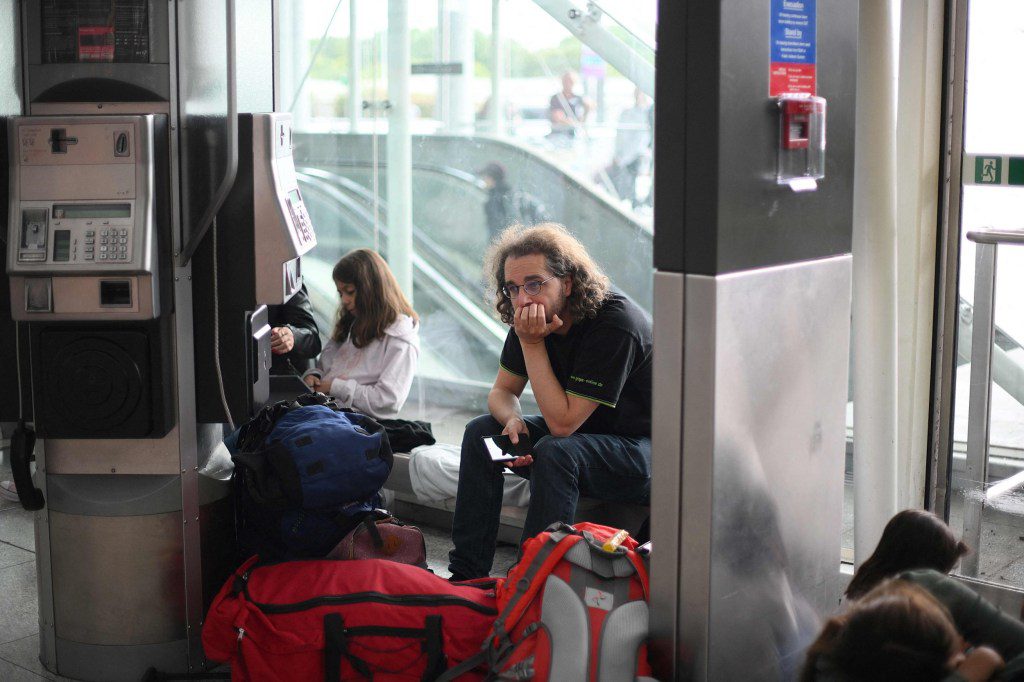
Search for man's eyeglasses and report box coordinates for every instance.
[503,276,558,299]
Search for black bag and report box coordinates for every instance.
[231,393,394,561]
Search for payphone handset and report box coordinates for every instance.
[6,115,162,319]
[251,113,317,306]
[775,94,826,191]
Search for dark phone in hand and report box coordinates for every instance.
[485,433,533,458]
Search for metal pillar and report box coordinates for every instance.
[387,0,414,301]
[449,0,474,133]
[489,0,504,133]
[961,240,996,576]
[348,0,361,129]
[282,1,310,125]
[437,0,450,127]
[852,0,899,566]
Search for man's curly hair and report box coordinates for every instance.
[485,223,610,325]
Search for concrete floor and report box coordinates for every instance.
[0,480,71,681]
[2,427,1023,680]
[0,453,515,681]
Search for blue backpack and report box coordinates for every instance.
[231,394,393,561]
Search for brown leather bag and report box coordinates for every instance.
[326,510,428,569]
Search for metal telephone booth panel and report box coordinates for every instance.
[193,112,319,425]
[5,112,192,681]
[7,115,174,438]
[0,1,275,679]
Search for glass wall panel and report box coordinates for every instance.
[278,0,657,439]
[948,0,1024,588]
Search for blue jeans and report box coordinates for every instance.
[447,414,651,579]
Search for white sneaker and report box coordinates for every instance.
[0,480,18,502]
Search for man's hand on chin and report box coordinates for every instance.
[514,303,563,346]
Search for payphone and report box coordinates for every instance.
[193,112,318,425]
[0,0,309,678]
[6,114,174,440]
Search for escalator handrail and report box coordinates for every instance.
[298,180,508,346]
[295,132,654,237]
[298,168,487,298]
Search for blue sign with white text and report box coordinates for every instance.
[770,0,817,95]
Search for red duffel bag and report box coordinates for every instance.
[203,556,499,681]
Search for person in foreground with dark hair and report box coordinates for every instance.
[447,223,652,581]
[802,579,1010,682]
[846,509,970,600]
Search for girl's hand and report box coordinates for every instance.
[314,378,333,394]
[954,646,1004,682]
[303,375,318,389]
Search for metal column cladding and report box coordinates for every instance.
[653,0,856,276]
[0,0,26,424]
[651,0,857,679]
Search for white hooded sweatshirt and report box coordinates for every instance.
[303,314,419,420]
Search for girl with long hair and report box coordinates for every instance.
[846,509,970,600]
[303,248,419,420]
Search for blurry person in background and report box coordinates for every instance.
[479,162,549,240]
[547,71,591,142]
[608,87,653,207]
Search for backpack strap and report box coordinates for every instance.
[435,526,581,682]
[496,525,580,630]
[362,513,385,550]
[323,613,372,681]
[421,615,447,682]
[324,612,446,682]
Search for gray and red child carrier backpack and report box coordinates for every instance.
[442,521,656,682]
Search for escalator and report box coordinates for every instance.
[293,133,654,311]
[294,133,655,390]
[297,171,506,386]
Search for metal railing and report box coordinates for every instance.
[961,227,1024,576]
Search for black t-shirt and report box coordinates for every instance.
[499,292,652,437]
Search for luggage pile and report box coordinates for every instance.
[203,556,499,681]
[206,395,654,680]
[230,393,398,561]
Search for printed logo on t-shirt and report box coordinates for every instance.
[571,375,604,388]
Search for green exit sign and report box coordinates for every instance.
[968,155,1024,186]
[1010,157,1024,186]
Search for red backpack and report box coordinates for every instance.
[441,522,654,681]
[203,556,498,681]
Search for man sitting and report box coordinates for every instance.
[448,223,652,580]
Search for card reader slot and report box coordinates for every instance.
[100,280,132,307]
